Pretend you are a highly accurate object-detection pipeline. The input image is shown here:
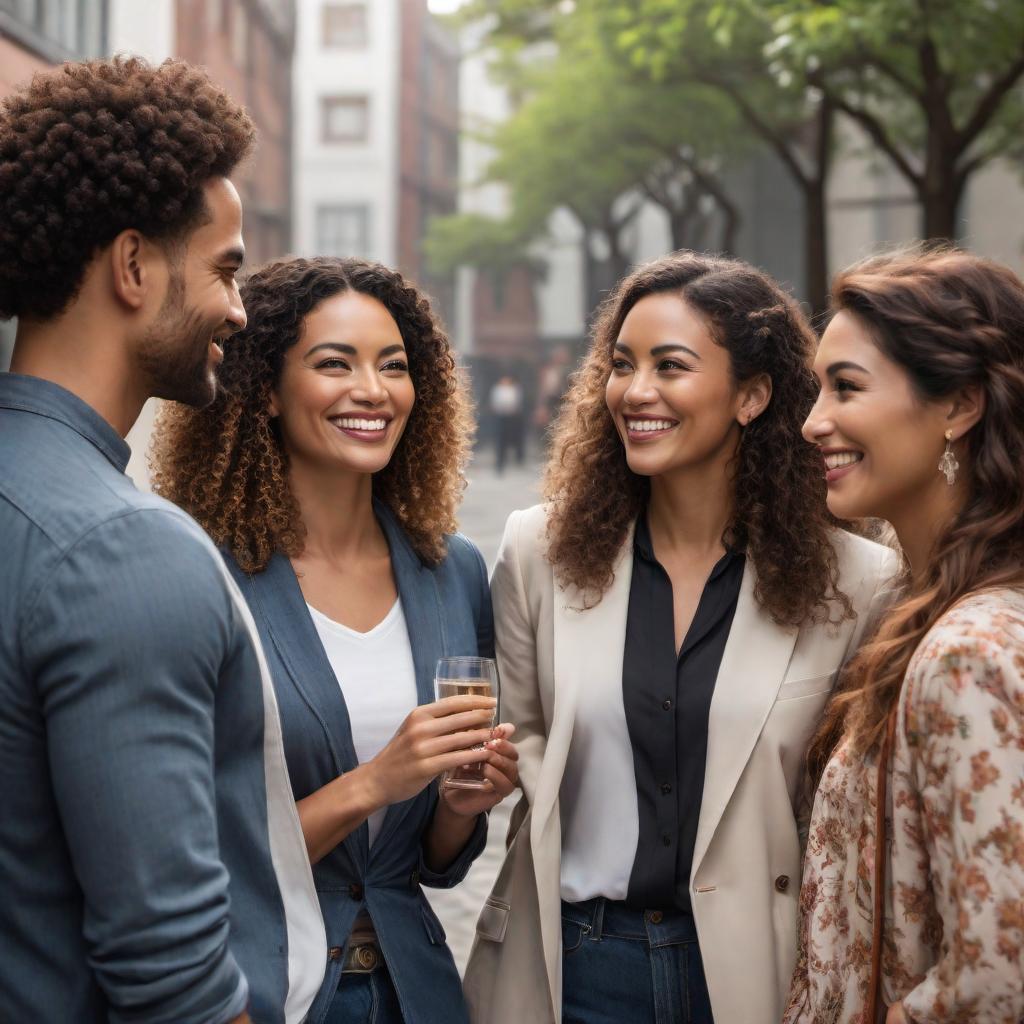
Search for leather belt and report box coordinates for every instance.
[342,941,382,974]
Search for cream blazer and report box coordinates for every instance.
[463,504,898,1024]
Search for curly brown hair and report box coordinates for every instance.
[150,256,474,572]
[0,56,254,320]
[544,251,852,627]
[808,246,1024,777]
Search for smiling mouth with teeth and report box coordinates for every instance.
[626,419,677,432]
[333,417,389,431]
[823,451,863,470]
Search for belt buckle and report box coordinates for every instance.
[342,942,381,974]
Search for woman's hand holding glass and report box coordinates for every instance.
[359,696,501,809]
[437,721,519,817]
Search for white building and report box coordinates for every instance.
[292,0,401,265]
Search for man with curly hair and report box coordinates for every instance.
[0,58,325,1023]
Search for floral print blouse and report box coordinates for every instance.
[784,589,1024,1024]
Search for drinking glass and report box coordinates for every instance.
[434,656,499,790]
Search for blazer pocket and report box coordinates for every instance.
[775,672,835,702]
[476,897,510,943]
[420,898,448,945]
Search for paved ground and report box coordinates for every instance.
[424,449,543,974]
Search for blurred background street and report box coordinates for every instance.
[425,449,542,972]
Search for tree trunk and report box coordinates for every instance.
[919,154,964,240]
[804,174,829,322]
[804,97,834,321]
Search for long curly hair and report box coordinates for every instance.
[0,56,254,320]
[544,250,850,627]
[808,246,1024,776]
[150,256,474,572]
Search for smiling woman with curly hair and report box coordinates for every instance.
[152,255,519,1024]
[463,251,898,1024]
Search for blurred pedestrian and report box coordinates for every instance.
[152,256,519,1024]
[463,252,896,1024]
[786,248,1024,1024]
[0,57,325,1023]
[490,373,525,474]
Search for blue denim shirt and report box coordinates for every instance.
[0,374,324,1024]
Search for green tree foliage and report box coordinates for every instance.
[773,0,1024,239]
[433,4,748,316]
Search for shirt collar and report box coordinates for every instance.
[634,510,744,577]
[0,373,132,473]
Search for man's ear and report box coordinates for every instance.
[738,372,773,427]
[108,230,152,311]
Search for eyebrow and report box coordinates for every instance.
[614,341,701,360]
[825,360,870,376]
[304,342,407,358]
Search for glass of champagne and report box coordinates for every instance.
[434,656,499,790]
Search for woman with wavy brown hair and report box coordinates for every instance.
[151,256,518,1024]
[463,251,895,1024]
[785,247,1024,1024]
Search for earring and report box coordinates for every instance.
[938,429,958,485]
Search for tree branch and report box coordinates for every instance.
[822,86,923,188]
[957,51,1024,152]
[701,76,810,189]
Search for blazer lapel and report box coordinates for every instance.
[691,561,798,875]
[532,525,635,1006]
[371,502,445,849]
[245,553,369,865]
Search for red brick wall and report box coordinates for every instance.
[174,0,295,266]
[472,266,540,362]
[396,0,459,326]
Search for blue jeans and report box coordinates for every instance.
[561,898,714,1024]
[324,965,405,1024]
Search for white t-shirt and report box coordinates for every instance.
[307,599,418,847]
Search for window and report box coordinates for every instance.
[317,205,371,258]
[322,2,367,48]
[321,96,369,143]
[1,0,107,58]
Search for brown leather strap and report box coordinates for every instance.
[867,705,899,1023]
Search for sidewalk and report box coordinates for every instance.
[423,451,542,973]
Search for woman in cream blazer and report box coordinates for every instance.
[463,253,897,1024]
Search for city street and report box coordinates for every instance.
[424,450,542,973]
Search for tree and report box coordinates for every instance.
[595,0,838,313]
[440,8,749,316]
[775,0,1024,239]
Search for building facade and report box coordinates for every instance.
[175,0,296,266]
[292,0,460,327]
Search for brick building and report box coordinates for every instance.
[174,0,296,266]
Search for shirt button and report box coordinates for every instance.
[327,946,343,962]
[774,875,790,893]
[661,782,673,795]
[647,910,663,924]
[662,699,672,711]
[662,833,672,846]
[349,883,364,900]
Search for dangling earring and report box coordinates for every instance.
[938,429,958,485]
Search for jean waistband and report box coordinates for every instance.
[561,897,699,945]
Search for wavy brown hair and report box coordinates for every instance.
[0,56,254,320]
[545,250,851,627]
[150,256,473,571]
[808,246,1024,777]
